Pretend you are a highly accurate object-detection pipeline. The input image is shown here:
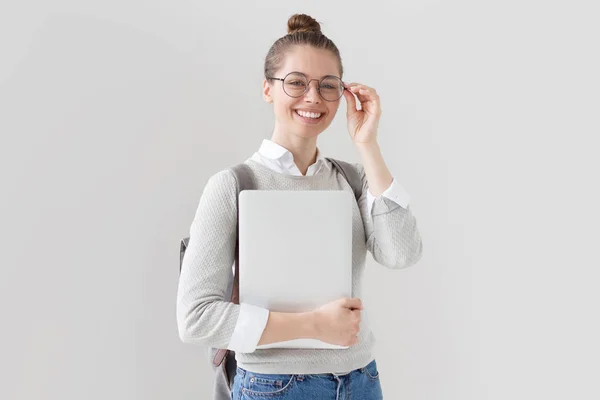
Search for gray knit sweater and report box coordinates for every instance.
[177,158,423,374]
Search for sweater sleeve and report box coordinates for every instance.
[354,163,424,269]
[366,178,411,216]
[176,168,269,351]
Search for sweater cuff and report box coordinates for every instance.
[227,303,270,353]
[367,178,411,215]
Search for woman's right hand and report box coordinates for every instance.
[312,297,363,346]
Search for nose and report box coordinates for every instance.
[303,80,321,103]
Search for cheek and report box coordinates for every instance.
[326,106,339,120]
[273,101,292,118]
[275,98,295,114]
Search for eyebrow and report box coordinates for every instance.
[290,71,341,79]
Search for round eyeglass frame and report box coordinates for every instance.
[266,71,347,102]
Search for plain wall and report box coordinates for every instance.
[1,0,599,399]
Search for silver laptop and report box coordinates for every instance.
[238,190,353,350]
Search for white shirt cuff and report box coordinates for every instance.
[367,178,411,215]
[227,303,270,353]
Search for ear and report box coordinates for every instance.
[263,79,273,103]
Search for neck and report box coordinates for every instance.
[270,128,318,176]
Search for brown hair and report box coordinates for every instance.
[264,14,344,81]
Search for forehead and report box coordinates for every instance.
[278,45,340,79]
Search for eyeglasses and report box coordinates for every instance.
[266,71,346,102]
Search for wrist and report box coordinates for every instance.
[354,140,379,152]
[302,311,320,339]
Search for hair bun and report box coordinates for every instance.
[287,14,322,35]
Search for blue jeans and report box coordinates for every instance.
[231,359,384,399]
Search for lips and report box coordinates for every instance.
[294,109,324,124]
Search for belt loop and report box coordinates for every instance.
[236,367,245,379]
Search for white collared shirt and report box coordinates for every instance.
[250,139,411,214]
[250,138,331,177]
[227,139,411,353]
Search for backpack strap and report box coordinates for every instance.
[213,162,255,368]
[179,238,189,272]
[230,162,255,194]
[325,157,363,202]
[229,162,254,305]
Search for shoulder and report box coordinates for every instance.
[190,167,238,227]
[327,158,366,179]
[326,157,363,170]
[200,167,238,203]
[347,162,367,191]
[349,162,365,176]
[206,167,236,187]
[203,158,258,194]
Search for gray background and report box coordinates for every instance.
[1,1,599,399]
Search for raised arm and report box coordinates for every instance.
[354,142,424,269]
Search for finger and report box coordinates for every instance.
[344,297,363,310]
[349,85,380,113]
[344,82,366,98]
[353,86,380,103]
[345,83,370,92]
[346,83,377,95]
[354,297,363,309]
[341,298,353,308]
[360,92,381,113]
[344,82,360,88]
[343,87,358,116]
[351,90,378,111]
[358,88,379,98]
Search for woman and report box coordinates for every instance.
[177,13,423,400]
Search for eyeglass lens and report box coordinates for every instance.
[283,72,344,101]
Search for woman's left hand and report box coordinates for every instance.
[342,82,382,145]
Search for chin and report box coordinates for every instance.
[295,119,331,136]
[294,126,324,138]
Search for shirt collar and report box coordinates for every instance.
[257,139,331,171]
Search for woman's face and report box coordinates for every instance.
[263,45,342,139]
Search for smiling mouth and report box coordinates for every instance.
[294,109,324,122]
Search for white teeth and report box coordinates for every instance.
[296,110,322,119]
